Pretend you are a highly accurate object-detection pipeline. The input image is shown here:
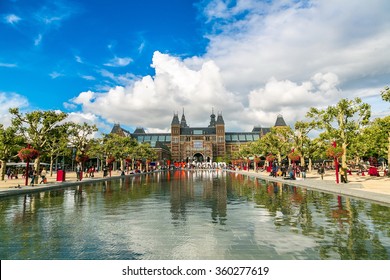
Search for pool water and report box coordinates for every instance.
[0,170,389,260]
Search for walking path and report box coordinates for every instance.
[0,170,127,198]
[1,169,389,205]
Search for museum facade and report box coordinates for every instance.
[111,110,287,162]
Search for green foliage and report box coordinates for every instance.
[67,122,98,157]
[133,142,157,161]
[293,120,317,165]
[360,116,390,165]
[0,124,24,160]
[0,124,25,180]
[381,86,390,102]
[306,98,371,167]
[9,108,69,181]
[9,108,68,150]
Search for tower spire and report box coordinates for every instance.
[180,108,188,127]
[209,108,216,127]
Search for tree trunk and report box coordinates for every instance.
[120,159,124,172]
[0,160,5,181]
[34,157,40,184]
[277,153,282,164]
[300,154,305,167]
[100,156,104,172]
[50,156,54,177]
[387,133,390,173]
[342,142,347,168]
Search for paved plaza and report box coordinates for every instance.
[0,169,389,205]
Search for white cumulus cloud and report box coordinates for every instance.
[69,0,390,132]
[70,51,243,131]
[0,92,29,127]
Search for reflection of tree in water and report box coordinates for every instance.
[1,171,390,259]
[0,191,67,259]
[228,175,390,259]
[368,204,390,237]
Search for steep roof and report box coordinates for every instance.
[110,123,131,137]
[216,113,225,125]
[180,112,189,127]
[274,114,287,127]
[133,127,146,134]
[171,113,180,125]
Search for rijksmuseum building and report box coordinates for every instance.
[111,110,287,163]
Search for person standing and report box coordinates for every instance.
[340,166,348,183]
[76,164,81,181]
[301,165,307,180]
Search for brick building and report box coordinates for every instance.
[111,110,287,163]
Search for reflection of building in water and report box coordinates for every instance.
[169,171,194,221]
[168,170,227,224]
[111,110,287,162]
[205,175,227,224]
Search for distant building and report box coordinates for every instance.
[110,110,287,162]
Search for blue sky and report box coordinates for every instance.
[1,0,207,108]
[1,0,390,133]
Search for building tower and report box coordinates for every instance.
[208,108,216,128]
[171,113,181,161]
[215,112,226,159]
[180,108,189,128]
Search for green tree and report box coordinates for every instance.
[67,122,98,171]
[363,116,390,170]
[101,133,138,171]
[306,98,371,169]
[293,120,317,168]
[260,126,293,163]
[0,124,24,180]
[381,86,390,102]
[133,142,157,171]
[9,108,68,183]
[45,124,70,176]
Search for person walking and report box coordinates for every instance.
[6,168,12,179]
[30,170,37,186]
[318,164,325,180]
[40,168,47,184]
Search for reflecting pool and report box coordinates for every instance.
[0,170,389,260]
